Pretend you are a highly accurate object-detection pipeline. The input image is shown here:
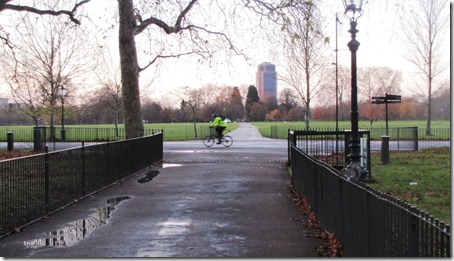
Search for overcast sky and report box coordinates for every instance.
[0,0,450,107]
[139,0,451,104]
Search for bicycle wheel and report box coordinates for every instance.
[222,135,233,147]
[203,135,215,147]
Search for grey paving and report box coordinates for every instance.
[0,123,322,258]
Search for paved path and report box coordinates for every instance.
[0,123,322,258]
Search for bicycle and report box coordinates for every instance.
[203,127,233,147]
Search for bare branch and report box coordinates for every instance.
[139,52,202,72]
[2,0,91,25]
[0,28,19,76]
[136,0,198,35]
[189,25,247,59]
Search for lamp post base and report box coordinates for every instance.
[61,129,66,141]
[341,161,369,181]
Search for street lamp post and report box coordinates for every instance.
[335,12,341,166]
[341,0,368,181]
[58,85,67,141]
[335,12,341,134]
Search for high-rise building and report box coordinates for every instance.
[256,62,277,103]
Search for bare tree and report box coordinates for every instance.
[1,0,331,138]
[98,84,123,127]
[179,87,203,138]
[0,1,91,65]
[400,0,449,135]
[277,1,331,130]
[339,65,356,121]
[5,76,47,127]
[117,0,246,138]
[117,0,320,138]
[1,8,97,132]
[358,66,402,101]
[95,50,123,131]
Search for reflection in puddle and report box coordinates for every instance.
[23,196,131,248]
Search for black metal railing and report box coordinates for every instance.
[290,145,450,257]
[0,132,163,238]
[288,130,371,176]
[0,127,164,142]
[273,126,450,151]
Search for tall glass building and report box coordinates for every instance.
[256,62,277,103]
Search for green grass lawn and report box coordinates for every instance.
[0,120,448,141]
[369,147,451,224]
[0,122,240,141]
[252,120,450,140]
[252,120,450,129]
[144,122,239,140]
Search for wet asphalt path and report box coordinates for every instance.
[0,123,322,258]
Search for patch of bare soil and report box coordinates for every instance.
[289,184,349,257]
[0,150,37,161]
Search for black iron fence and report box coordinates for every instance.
[290,145,450,257]
[273,126,450,151]
[288,130,371,177]
[0,133,163,238]
[0,127,164,152]
[0,127,163,142]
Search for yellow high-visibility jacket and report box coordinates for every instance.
[211,116,227,127]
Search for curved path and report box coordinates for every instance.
[0,123,322,258]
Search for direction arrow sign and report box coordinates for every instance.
[386,94,402,100]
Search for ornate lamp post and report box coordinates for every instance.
[58,85,67,141]
[341,0,368,180]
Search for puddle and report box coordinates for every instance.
[162,163,183,168]
[155,163,183,168]
[23,196,131,248]
[138,170,160,183]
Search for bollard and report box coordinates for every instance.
[7,131,13,151]
[34,128,43,152]
[380,135,390,165]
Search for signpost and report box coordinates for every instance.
[372,93,402,135]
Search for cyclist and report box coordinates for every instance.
[211,114,227,144]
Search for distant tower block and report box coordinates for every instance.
[256,62,277,103]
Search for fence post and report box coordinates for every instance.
[445,224,451,257]
[81,141,86,196]
[44,146,50,214]
[412,127,419,151]
[367,133,371,177]
[409,206,420,257]
[107,139,111,183]
[288,130,295,165]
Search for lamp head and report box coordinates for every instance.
[342,0,364,20]
[58,85,67,97]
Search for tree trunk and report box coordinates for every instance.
[191,106,197,138]
[426,81,432,136]
[118,0,143,139]
[305,103,310,130]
